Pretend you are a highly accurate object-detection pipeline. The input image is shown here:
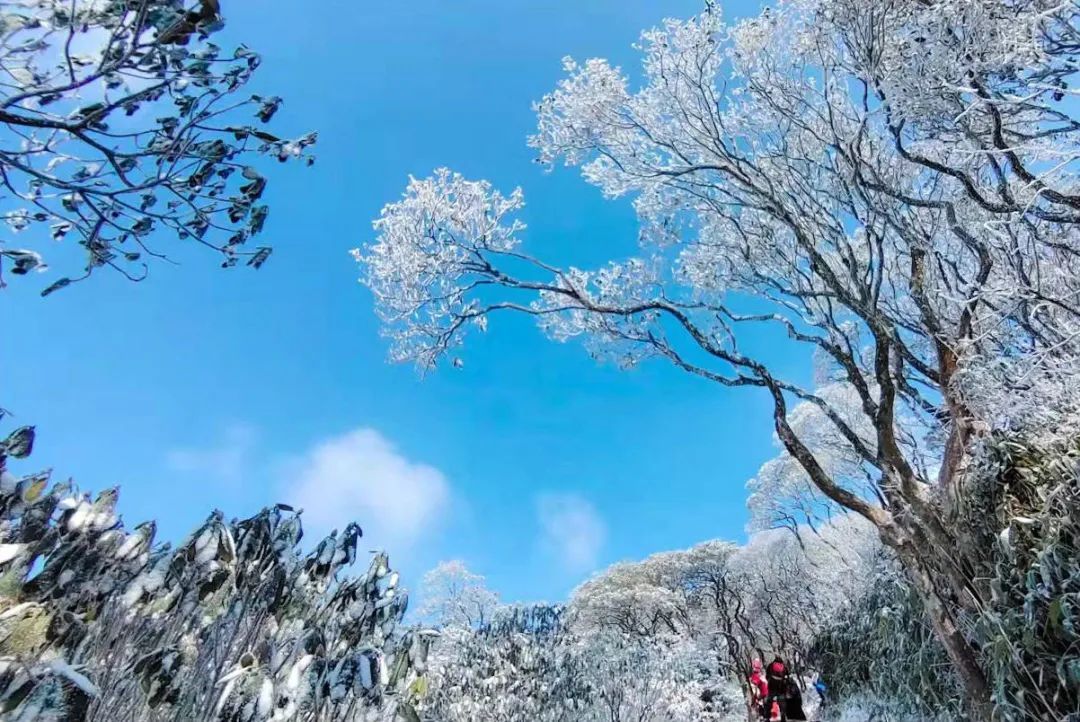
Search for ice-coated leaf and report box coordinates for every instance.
[1,426,35,459]
[1,249,46,275]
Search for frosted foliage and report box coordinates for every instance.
[569,517,878,678]
[354,169,525,369]
[532,258,668,370]
[414,520,885,722]
[737,518,879,626]
[416,561,740,722]
[532,57,631,172]
[571,550,717,639]
[0,432,421,722]
[531,2,1080,441]
[422,615,735,722]
[561,632,725,722]
[725,518,879,662]
[823,697,951,722]
[835,0,1066,127]
[532,11,725,200]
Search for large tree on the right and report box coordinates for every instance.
[356,1,1080,718]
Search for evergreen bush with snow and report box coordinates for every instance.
[0,421,427,721]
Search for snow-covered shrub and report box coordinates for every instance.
[419,603,577,722]
[811,434,1080,721]
[417,566,736,722]
[821,696,952,722]
[808,551,962,720]
[960,435,1080,720]
[0,423,422,721]
[559,631,730,722]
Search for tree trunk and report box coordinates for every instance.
[894,541,995,720]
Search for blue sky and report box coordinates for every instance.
[2,0,790,603]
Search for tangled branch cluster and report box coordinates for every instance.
[0,0,315,292]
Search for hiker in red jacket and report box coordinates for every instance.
[748,658,769,716]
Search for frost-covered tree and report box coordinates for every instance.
[417,561,499,630]
[420,608,732,722]
[354,2,1080,715]
[0,421,424,721]
[414,521,870,722]
[745,381,880,535]
[568,542,760,719]
[735,521,878,676]
[0,0,315,293]
[570,550,705,639]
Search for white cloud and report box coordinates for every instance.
[166,423,257,483]
[282,428,451,550]
[535,493,606,572]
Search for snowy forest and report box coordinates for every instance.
[2,0,1080,720]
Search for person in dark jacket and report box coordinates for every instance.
[766,657,788,697]
[784,678,808,720]
[764,657,789,720]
